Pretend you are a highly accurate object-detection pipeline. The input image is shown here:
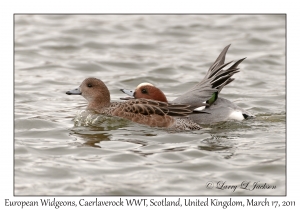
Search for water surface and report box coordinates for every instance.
[14,15,285,195]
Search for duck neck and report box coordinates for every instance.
[87,96,110,111]
[87,87,111,111]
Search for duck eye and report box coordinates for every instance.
[141,89,148,94]
[87,84,92,88]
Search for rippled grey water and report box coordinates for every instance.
[14,15,285,195]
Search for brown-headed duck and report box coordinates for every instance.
[66,78,204,130]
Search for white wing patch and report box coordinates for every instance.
[194,106,205,111]
[193,101,207,111]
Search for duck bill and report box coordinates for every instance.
[119,88,135,100]
[66,87,82,95]
[120,88,135,96]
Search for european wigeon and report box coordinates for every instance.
[66,77,205,130]
[120,45,254,124]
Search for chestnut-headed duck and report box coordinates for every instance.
[120,45,254,124]
[66,77,204,130]
[121,82,168,102]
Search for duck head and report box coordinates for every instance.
[120,82,168,102]
[66,77,111,110]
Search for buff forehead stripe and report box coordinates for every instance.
[136,83,154,89]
